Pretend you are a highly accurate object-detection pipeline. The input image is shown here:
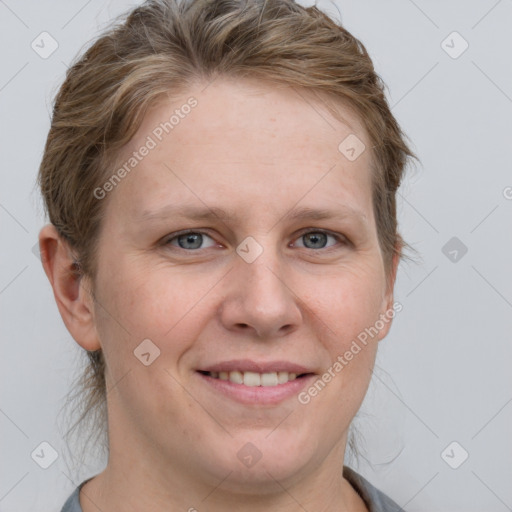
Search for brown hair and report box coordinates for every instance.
[38,0,416,457]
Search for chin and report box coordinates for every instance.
[199,432,316,493]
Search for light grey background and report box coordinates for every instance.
[1,0,511,511]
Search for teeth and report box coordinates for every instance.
[230,370,244,384]
[207,370,301,386]
[277,371,289,384]
[261,372,278,386]
[243,371,260,387]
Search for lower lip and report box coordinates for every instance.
[197,372,316,405]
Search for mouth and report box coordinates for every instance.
[195,360,317,405]
[197,370,313,387]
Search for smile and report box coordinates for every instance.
[198,370,308,386]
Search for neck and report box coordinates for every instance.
[79,439,367,512]
[79,401,367,512]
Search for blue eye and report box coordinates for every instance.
[165,231,217,250]
[295,231,339,250]
[163,229,346,252]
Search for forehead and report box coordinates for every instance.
[151,77,367,156]
[106,77,374,223]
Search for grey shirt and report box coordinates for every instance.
[61,466,403,512]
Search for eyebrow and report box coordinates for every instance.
[136,204,368,227]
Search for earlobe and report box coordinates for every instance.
[38,224,101,351]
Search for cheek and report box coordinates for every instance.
[93,259,219,359]
[304,262,386,345]
[298,261,385,407]
[297,269,383,428]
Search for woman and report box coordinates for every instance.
[37,0,416,510]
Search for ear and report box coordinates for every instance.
[38,224,101,351]
[377,249,401,341]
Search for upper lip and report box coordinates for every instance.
[198,359,314,374]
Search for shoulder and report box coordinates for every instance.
[60,478,92,512]
[343,465,404,512]
[60,487,81,512]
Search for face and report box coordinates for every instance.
[86,78,396,493]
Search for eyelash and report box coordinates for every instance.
[161,228,348,253]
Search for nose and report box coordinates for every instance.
[218,245,303,340]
